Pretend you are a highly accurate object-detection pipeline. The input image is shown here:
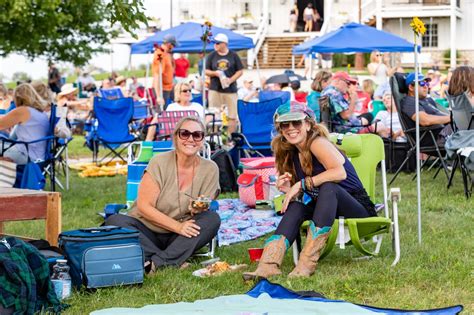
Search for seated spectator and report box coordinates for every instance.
[290,80,307,103]
[0,83,49,165]
[57,84,90,122]
[101,78,113,89]
[447,66,474,107]
[77,71,96,93]
[307,70,332,122]
[400,72,451,146]
[362,79,375,100]
[439,68,453,99]
[353,77,371,117]
[32,81,71,139]
[374,92,406,142]
[128,76,142,95]
[145,82,205,141]
[105,116,220,271]
[237,78,259,102]
[0,84,14,115]
[116,76,128,97]
[321,71,387,136]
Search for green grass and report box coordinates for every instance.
[4,166,473,313]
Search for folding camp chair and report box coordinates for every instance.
[91,97,137,164]
[291,134,401,266]
[136,86,157,109]
[232,98,284,158]
[152,110,199,141]
[1,105,58,191]
[389,73,450,185]
[446,92,474,198]
[98,88,124,100]
[103,140,216,258]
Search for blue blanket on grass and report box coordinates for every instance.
[91,280,462,315]
[216,199,281,246]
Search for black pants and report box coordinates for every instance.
[105,211,220,267]
[274,182,371,245]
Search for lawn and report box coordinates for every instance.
[4,161,473,313]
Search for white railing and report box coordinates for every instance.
[251,15,268,68]
[361,0,377,24]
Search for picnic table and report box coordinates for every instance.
[0,188,61,246]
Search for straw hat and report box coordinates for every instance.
[116,76,126,85]
[57,83,78,97]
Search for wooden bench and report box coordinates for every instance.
[0,188,61,246]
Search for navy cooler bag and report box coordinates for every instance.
[59,226,144,288]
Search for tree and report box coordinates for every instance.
[0,0,147,66]
[11,71,31,83]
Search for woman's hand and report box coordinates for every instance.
[276,172,292,193]
[281,181,302,214]
[178,220,201,238]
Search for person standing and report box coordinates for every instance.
[367,51,394,86]
[152,34,179,109]
[174,54,190,82]
[205,33,244,134]
[48,62,62,94]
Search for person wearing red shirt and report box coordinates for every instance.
[174,54,190,81]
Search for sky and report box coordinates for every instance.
[0,0,169,81]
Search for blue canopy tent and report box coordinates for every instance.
[292,22,417,55]
[131,22,254,54]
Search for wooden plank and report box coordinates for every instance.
[0,195,47,221]
[45,192,61,246]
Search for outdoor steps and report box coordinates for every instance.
[257,36,307,69]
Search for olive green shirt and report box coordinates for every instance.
[128,150,220,233]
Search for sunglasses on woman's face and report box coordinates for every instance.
[177,129,204,141]
[181,89,191,93]
[279,120,304,131]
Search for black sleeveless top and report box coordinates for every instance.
[292,150,377,216]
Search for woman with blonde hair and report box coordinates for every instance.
[0,83,49,164]
[243,102,376,280]
[106,116,220,271]
[367,50,394,86]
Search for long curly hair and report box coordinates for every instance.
[448,66,474,96]
[271,119,329,185]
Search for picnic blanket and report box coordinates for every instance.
[216,199,281,246]
[90,280,463,315]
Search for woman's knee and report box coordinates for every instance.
[319,182,338,195]
[104,214,133,228]
[198,211,221,232]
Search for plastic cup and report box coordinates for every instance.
[248,248,264,262]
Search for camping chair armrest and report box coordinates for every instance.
[404,125,442,133]
[0,136,55,145]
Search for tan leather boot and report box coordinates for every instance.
[288,223,331,278]
[242,235,288,281]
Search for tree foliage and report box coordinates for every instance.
[0,0,147,66]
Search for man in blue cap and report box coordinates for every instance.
[152,34,179,110]
[400,72,451,146]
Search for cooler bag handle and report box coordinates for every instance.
[237,173,259,187]
[79,226,121,233]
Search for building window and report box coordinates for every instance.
[422,24,438,47]
[244,2,250,13]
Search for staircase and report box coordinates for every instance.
[256,35,309,69]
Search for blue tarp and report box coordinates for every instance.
[131,22,254,54]
[293,22,418,55]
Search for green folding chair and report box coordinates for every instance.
[291,134,401,266]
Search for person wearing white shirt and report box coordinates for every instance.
[237,78,259,102]
[374,92,406,142]
[77,71,96,92]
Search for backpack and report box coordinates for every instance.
[211,149,238,193]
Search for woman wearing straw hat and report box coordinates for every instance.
[57,83,90,122]
[116,75,128,97]
[243,102,376,280]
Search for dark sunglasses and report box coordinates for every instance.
[411,80,429,87]
[279,120,304,131]
[181,89,191,93]
[177,129,204,141]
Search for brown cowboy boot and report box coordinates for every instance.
[242,235,289,281]
[288,222,331,278]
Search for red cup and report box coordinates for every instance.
[248,248,264,262]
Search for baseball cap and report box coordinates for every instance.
[405,72,431,86]
[274,101,316,123]
[332,71,357,84]
[163,34,179,47]
[213,33,229,44]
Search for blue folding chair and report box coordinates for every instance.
[98,88,124,100]
[92,97,137,164]
[259,91,291,103]
[1,105,58,191]
[232,97,284,158]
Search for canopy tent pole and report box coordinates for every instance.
[254,48,262,88]
[292,55,295,72]
[158,59,164,112]
[414,53,422,244]
[144,52,152,114]
[202,55,207,109]
[309,53,313,79]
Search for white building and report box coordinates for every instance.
[166,0,473,68]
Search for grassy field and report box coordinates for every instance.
[4,157,473,313]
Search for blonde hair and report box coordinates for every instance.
[172,116,206,146]
[362,79,375,98]
[13,83,47,112]
[311,71,332,92]
[272,120,330,184]
[174,82,191,103]
[31,81,54,104]
[0,84,7,97]
[370,50,381,63]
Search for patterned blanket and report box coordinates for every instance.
[216,199,281,246]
